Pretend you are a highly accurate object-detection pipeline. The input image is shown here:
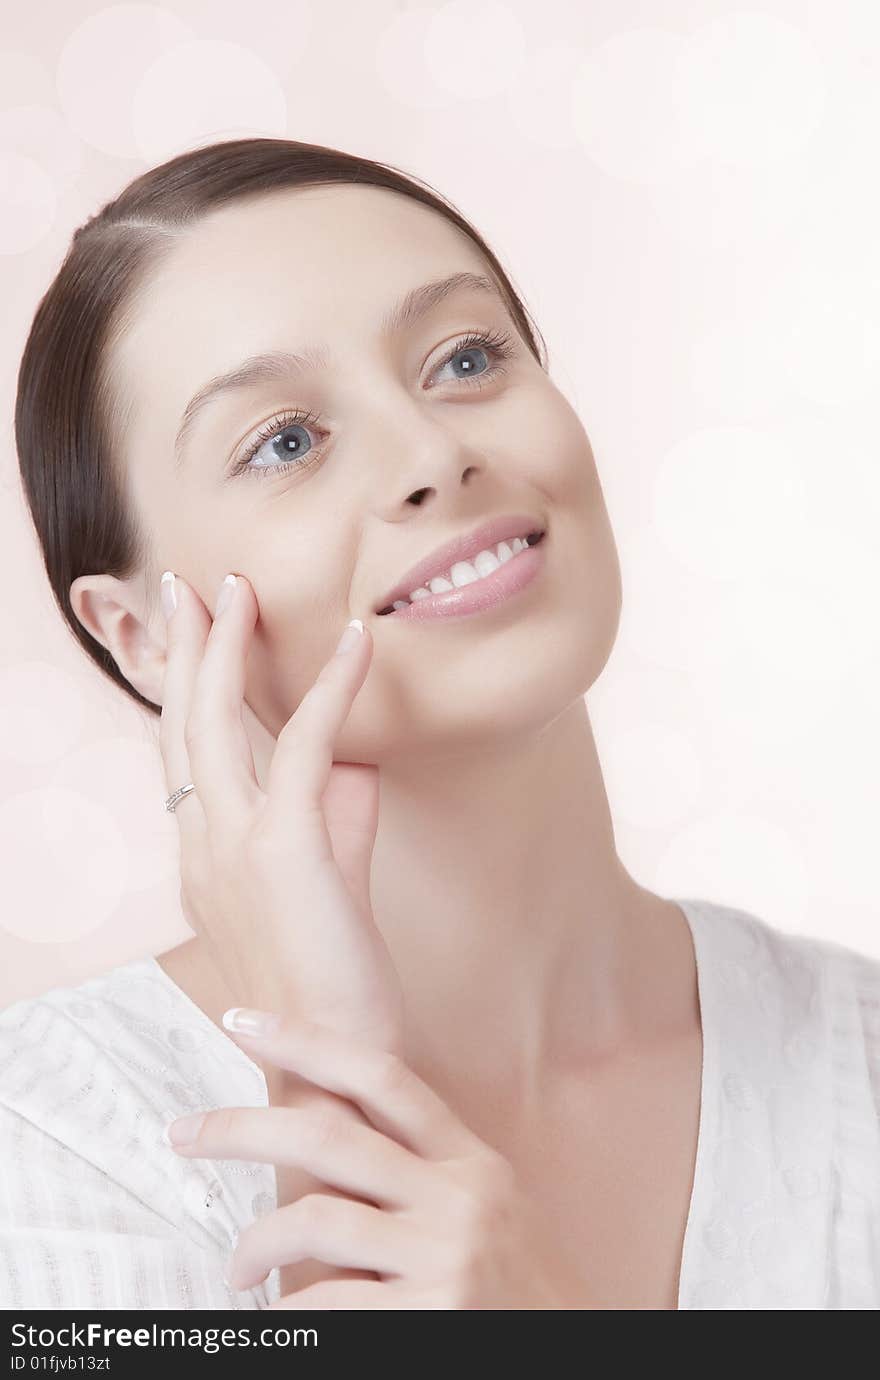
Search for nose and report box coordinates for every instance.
[399,464,480,509]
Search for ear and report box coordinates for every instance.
[69,573,165,705]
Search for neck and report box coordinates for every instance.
[369,697,675,1121]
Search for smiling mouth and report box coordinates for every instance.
[376,530,545,616]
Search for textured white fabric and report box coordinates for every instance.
[0,897,878,1310]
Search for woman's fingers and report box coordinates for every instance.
[158,570,212,846]
[167,1100,431,1207]
[222,1017,485,1160]
[319,760,381,926]
[228,1193,419,1291]
[178,573,264,837]
[263,616,373,827]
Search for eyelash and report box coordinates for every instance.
[229,327,516,479]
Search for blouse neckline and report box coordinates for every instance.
[143,952,270,1092]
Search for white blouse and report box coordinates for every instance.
[0,897,878,1310]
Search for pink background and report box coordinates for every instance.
[1,1,878,1003]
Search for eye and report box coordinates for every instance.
[229,327,516,479]
[431,327,515,388]
[229,407,322,480]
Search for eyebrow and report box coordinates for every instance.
[173,270,507,468]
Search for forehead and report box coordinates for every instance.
[121,184,490,368]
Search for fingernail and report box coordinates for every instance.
[216,573,237,617]
[160,571,177,621]
[163,1112,206,1147]
[335,617,364,655]
[222,1007,282,1036]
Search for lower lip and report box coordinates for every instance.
[377,534,547,622]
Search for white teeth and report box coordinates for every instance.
[383,532,539,611]
[473,548,501,578]
[449,560,481,588]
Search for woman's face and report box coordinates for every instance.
[113,184,621,765]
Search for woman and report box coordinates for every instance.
[3,138,878,1311]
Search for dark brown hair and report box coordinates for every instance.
[14,137,547,718]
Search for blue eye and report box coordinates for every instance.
[435,335,500,384]
[229,327,516,479]
[232,410,322,479]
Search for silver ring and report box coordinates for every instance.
[165,782,196,813]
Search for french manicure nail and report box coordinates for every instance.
[164,1112,206,1147]
[335,618,364,655]
[160,571,177,621]
[222,1007,282,1036]
[216,573,237,617]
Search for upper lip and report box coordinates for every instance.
[373,513,545,612]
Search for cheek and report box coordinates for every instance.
[242,591,352,734]
[554,404,602,495]
[508,384,599,503]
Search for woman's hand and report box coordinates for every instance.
[165,1012,589,1310]
[158,571,404,1054]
